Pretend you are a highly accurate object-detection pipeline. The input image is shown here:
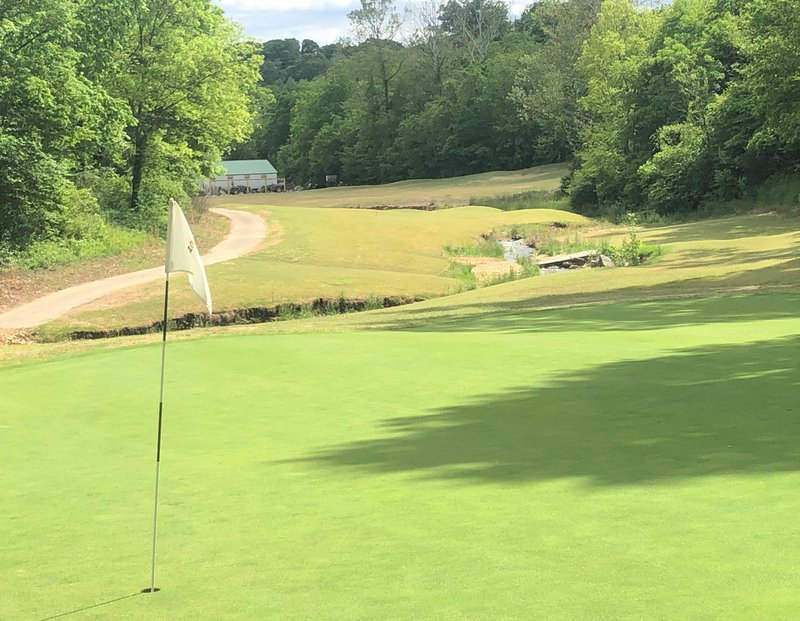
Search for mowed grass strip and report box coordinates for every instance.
[208,164,568,209]
[3,293,800,619]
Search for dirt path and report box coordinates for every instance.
[0,208,266,330]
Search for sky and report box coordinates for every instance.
[216,1,531,46]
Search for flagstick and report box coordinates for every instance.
[147,275,170,594]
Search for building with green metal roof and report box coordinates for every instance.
[205,159,278,195]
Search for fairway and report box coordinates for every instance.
[210,164,567,209]
[3,293,800,619]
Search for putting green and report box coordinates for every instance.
[3,293,800,619]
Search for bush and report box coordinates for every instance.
[638,124,714,215]
[0,134,68,248]
[1,187,149,270]
[602,213,663,266]
[443,240,505,258]
[470,189,568,211]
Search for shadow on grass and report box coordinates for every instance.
[295,335,800,486]
[38,592,142,620]
[370,292,800,334]
[668,245,800,270]
[643,215,800,244]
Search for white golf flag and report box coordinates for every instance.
[166,198,212,313]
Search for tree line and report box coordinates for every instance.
[0,0,262,260]
[3,0,799,263]
[241,0,799,217]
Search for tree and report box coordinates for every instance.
[0,0,121,249]
[628,0,748,213]
[568,0,659,211]
[409,0,454,89]
[79,0,262,222]
[348,0,406,113]
[439,0,509,64]
[745,0,800,148]
[511,0,602,160]
[278,68,353,184]
[261,39,302,83]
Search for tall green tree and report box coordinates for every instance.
[79,0,263,222]
[745,0,800,151]
[348,0,406,113]
[569,0,659,210]
[439,0,509,64]
[511,0,603,160]
[571,0,756,215]
[0,0,120,248]
[409,0,454,89]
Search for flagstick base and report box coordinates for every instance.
[141,587,161,594]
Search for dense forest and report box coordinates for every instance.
[0,0,263,264]
[2,0,799,265]
[244,0,799,218]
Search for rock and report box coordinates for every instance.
[599,254,615,268]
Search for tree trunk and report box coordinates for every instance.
[130,130,148,212]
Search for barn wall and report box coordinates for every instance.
[207,173,278,194]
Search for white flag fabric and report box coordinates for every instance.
[165,198,212,313]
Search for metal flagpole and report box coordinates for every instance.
[147,275,170,594]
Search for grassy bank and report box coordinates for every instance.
[37,205,590,340]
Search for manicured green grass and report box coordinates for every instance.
[3,292,800,619]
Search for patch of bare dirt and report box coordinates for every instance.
[0,329,35,345]
[454,256,521,281]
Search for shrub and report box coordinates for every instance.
[443,240,504,258]
[0,187,149,270]
[602,213,663,266]
[444,260,477,290]
[470,189,568,211]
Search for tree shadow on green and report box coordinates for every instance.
[371,293,800,334]
[296,335,800,486]
[669,245,799,269]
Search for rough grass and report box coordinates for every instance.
[469,188,568,211]
[37,205,590,339]
[35,207,800,341]
[3,293,800,619]
[443,239,505,258]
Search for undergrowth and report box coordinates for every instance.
[0,226,149,270]
[444,260,478,291]
[602,214,663,266]
[601,176,800,224]
[443,240,504,258]
[470,189,568,211]
[488,215,663,265]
